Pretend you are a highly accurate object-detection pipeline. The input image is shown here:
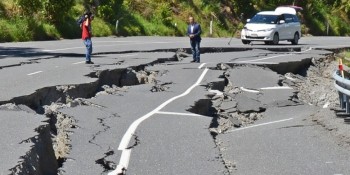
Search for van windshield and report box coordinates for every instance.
[249,14,279,24]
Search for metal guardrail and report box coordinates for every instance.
[333,70,350,122]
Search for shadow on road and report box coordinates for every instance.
[0,46,84,58]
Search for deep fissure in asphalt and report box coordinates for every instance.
[1,52,178,174]
[2,47,337,174]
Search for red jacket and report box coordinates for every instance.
[82,19,91,40]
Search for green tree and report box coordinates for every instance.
[42,0,76,23]
[15,0,75,23]
[15,0,42,16]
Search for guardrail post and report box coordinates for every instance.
[333,70,350,123]
[339,92,345,109]
[346,95,350,114]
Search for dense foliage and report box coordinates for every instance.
[0,0,349,42]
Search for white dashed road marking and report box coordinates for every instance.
[260,86,293,90]
[72,61,86,65]
[27,71,43,76]
[226,118,294,133]
[240,87,260,93]
[235,47,314,63]
[198,63,207,69]
[208,89,224,96]
[241,86,293,93]
[42,41,182,52]
[156,111,203,117]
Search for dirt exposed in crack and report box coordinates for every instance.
[150,81,173,92]
[208,67,269,133]
[0,103,59,175]
[210,92,265,134]
[281,53,350,148]
[0,47,315,174]
[44,67,158,171]
[205,60,313,173]
[188,97,231,175]
[283,55,339,108]
[0,51,180,174]
[214,139,237,174]
[45,105,78,160]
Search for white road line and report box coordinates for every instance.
[241,86,293,93]
[226,118,294,133]
[234,61,277,64]
[43,46,84,52]
[301,47,313,53]
[237,47,314,63]
[72,61,86,65]
[208,89,224,96]
[198,63,207,69]
[111,68,209,174]
[156,111,203,117]
[118,149,131,173]
[285,75,296,81]
[27,71,43,76]
[245,54,290,62]
[42,41,178,52]
[117,68,208,149]
[94,41,139,43]
[240,87,260,93]
[260,86,293,90]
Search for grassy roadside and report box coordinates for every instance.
[0,0,350,42]
[338,50,350,68]
[0,1,115,42]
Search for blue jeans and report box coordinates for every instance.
[190,40,200,62]
[84,38,92,62]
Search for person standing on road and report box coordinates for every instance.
[82,12,94,64]
[187,16,202,63]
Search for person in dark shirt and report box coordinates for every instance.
[186,16,202,63]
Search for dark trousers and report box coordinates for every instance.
[190,40,200,62]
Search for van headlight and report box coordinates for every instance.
[243,27,252,31]
[259,28,274,32]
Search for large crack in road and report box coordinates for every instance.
[205,48,350,175]
[1,44,348,175]
[1,50,181,174]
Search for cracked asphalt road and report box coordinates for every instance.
[0,37,350,175]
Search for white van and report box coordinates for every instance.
[241,7,301,45]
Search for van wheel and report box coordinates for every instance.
[291,33,299,45]
[272,33,279,45]
[242,40,251,45]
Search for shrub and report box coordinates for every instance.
[91,18,113,37]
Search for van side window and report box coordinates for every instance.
[292,15,300,23]
[284,14,294,23]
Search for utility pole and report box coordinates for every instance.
[210,16,213,37]
[116,20,119,35]
[326,21,330,36]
